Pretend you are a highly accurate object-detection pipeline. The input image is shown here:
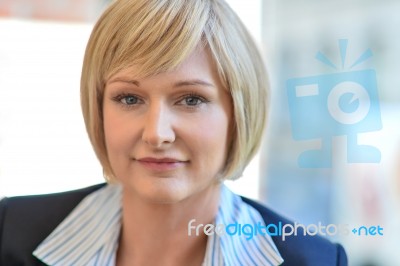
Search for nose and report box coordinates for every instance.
[142,103,176,148]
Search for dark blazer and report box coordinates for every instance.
[0,184,348,266]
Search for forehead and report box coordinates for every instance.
[107,46,220,84]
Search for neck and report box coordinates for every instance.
[117,183,221,266]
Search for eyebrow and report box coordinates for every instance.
[108,78,140,86]
[108,78,215,88]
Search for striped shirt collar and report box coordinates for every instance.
[33,184,283,265]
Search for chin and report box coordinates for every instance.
[127,176,191,204]
[141,190,190,205]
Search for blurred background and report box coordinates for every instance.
[0,0,399,265]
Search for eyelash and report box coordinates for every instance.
[112,93,143,108]
[111,93,209,109]
[177,93,209,108]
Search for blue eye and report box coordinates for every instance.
[113,94,140,105]
[121,95,139,105]
[185,96,202,106]
[179,94,207,107]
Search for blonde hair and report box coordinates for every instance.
[81,0,268,181]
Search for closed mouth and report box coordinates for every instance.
[135,157,188,171]
[137,157,185,163]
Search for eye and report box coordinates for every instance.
[178,94,208,107]
[185,96,202,106]
[113,94,141,105]
[121,95,139,105]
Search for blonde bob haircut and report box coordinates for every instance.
[81,0,269,181]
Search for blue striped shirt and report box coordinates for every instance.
[33,184,283,265]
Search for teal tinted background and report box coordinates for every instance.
[260,1,400,265]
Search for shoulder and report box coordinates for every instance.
[241,197,348,266]
[0,183,106,266]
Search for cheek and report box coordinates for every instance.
[103,107,133,154]
[103,109,119,146]
[189,110,231,161]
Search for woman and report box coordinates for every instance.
[0,0,347,265]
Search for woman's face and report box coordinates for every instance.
[103,47,233,203]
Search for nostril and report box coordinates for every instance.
[141,112,175,147]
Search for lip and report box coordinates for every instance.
[135,157,188,171]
